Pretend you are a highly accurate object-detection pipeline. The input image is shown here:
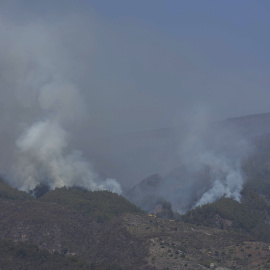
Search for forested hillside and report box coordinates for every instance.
[0,178,270,269]
[40,187,142,223]
[182,188,270,242]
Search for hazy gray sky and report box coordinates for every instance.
[1,0,269,136]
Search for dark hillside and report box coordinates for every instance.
[125,174,165,212]
[0,198,143,269]
[39,187,142,223]
[0,178,33,201]
[182,188,270,242]
[0,239,94,270]
[1,182,270,268]
[0,199,98,255]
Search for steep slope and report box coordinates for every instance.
[0,199,98,255]
[0,183,270,268]
[224,112,270,138]
[2,197,270,269]
[0,178,33,201]
[125,174,165,212]
[0,196,144,269]
[182,188,270,242]
[0,239,93,270]
[39,187,142,222]
[125,165,213,214]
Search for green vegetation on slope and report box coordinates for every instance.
[0,178,33,201]
[0,178,142,223]
[0,239,122,270]
[182,142,270,243]
[39,187,143,223]
[183,188,270,242]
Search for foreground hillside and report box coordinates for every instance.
[0,239,93,270]
[1,180,270,269]
[183,188,270,243]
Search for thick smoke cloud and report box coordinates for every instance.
[126,110,253,213]
[13,118,121,193]
[0,14,121,194]
[193,154,243,207]
[0,1,267,206]
[178,110,251,209]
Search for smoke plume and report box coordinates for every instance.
[126,109,252,214]
[178,110,251,209]
[13,118,121,193]
[11,79,122,194]
[0,15,121,194]
[0,2,263,205]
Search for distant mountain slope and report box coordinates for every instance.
[40,187,142,223]
[125,174,165,211]
[0,239,92,270]
[80,112,270,189]
[224,112,270,137]
[124,113,270,203]
[0,199,97,254]
[125,165,213,214]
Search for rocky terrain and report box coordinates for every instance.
[0,181,270,269]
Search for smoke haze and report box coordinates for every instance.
[178,111,252,210]
[0,12,122,193]
[0,1,269,207]
[126,110,253,213]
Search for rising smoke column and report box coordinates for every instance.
[12,80,122,194]
[0,18,122,194]
[178,109,252,209]
[193,152,244,207]
[11,79,121,194]
[125,110,252,214]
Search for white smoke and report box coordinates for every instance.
[178,109,251,209]
[124,109,253,214]
[13,118,122,193]
[0,16,122,195]
[11,82,122,194]
[194,153,243,207]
